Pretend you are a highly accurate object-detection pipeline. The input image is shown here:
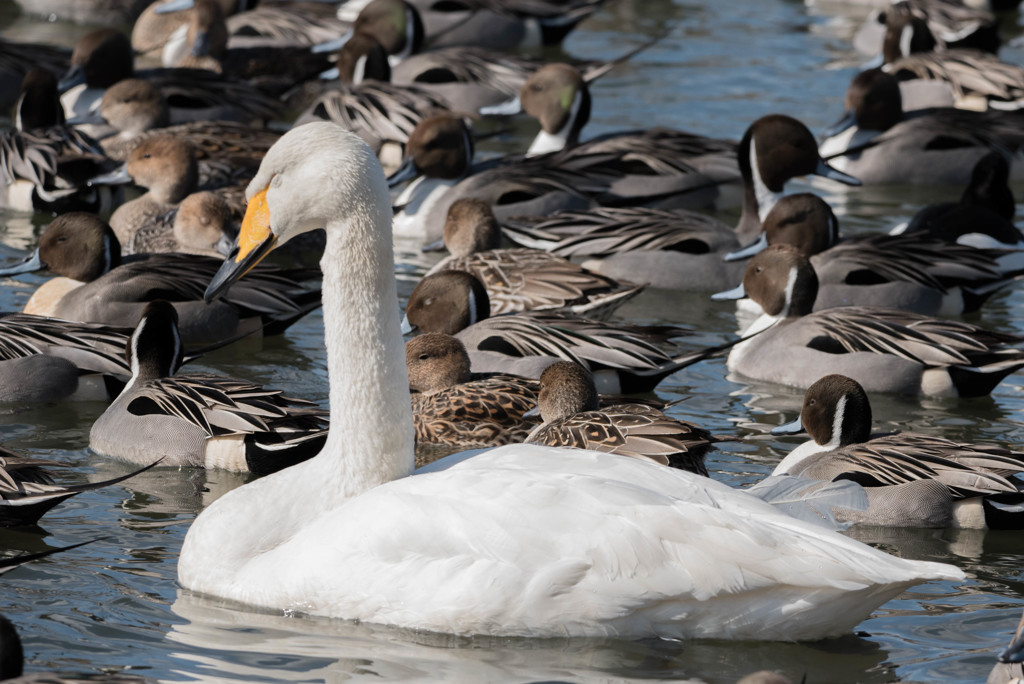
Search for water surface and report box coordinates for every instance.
[3,0,1024,681]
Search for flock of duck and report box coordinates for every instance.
[6,0,1024,680]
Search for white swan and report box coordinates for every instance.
[178,122,964,641]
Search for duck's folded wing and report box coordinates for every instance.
[126,374,326,437]
[503,207,735,257]
[464,313,690,370]
[810,306,1024,367]
[797,435,1024,497]
[0,313,130,376]
[887,51,1024,102]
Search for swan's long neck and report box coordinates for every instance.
[317,205,415,497]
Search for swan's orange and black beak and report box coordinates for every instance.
[205,187,279,302]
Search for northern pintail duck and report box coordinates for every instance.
[877,10,1024,110]
[769,374,1024,529]
[854,0,1000,58]
[388,102,739,243]
[0,213,320,344]
[182,121,963,640]
[713,244,1024,397]
[406,332,538,449]
[59,28,281,131]
[320,27,651,115]
[294,33,451,171]
[91,301,329,475]
[335,0,604,55]
[91,78,280,174]
[990,611,1024,684]
[476,61,743,200]
[819,69,1024,185]
[494,117,860,291]
[0,36,70,112]
[0,312,131,403]
[525,361,715,476]
[1,69,114,215]
[157,0,334,92]
[423,198,643,318]
[726,192,1021,316]
[414,112,860,248]
[892,150,1021,248]
[0,444,158,527]
[88,135,247,247]
[125,190,237,257]
[402,270,735,393]
[133,0,348,60]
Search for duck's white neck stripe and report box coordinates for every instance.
[353,55,367,85]
[899,24,914,58]
[750,141,784,222]
[122,316,146,395]
[781,266,799,316]
[14,93,24,131]
[527,91,582,157]
[825,395,847,448]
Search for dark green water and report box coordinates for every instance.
[3,0,1024,681]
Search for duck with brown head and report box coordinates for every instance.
[406,332,539,451]
[526,360,717,476]
[713,244,1024,397]
[725,192,1020,316]
[402,269,735,394]
[819,68,1024,185]
[769,373,1024,529]
[423,198,644,318]
[0,212,320,344]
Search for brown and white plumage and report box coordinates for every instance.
[407,333,538,448]
[526,361,714,475]
[771,374,1024,528]
[425,198,643,318]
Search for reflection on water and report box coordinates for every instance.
[3,0,1024,681]
[168,593,897,684]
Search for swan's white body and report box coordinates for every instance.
[178,122,964,641]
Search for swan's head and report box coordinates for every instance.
[205,122,389,302]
